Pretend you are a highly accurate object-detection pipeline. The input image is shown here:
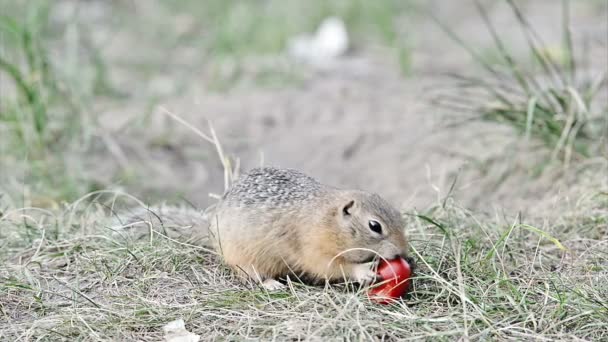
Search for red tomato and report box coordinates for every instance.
[367,257,412,304]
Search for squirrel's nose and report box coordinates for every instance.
[389,253,402,260]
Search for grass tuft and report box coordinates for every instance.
[432,0,607,164]
[0,1,123,203]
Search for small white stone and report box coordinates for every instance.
[313,17,349,60]
[287,16,349,67]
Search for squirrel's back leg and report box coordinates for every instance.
[211,228,289,290]
[210,210,291,290]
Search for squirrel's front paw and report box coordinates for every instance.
[262,278,286,291]
[350,262,377,286]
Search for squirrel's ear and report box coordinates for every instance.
[342,200,355,216]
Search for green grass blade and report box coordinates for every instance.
[519,224,566,251]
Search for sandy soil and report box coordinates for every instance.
[81,0,607,215]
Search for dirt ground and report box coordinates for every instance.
[77,0,607,218]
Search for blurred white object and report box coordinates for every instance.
[288,17,349,66]
[163,319,200,342]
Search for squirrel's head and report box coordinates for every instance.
[333,191,409,264]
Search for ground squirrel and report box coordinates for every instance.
[117,166,410,290]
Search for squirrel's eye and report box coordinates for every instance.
[368,220,382,234]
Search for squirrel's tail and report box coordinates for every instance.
[109,203,212,246]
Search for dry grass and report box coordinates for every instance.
[1,179,606,341]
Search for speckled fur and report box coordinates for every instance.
[222,167,326,207]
